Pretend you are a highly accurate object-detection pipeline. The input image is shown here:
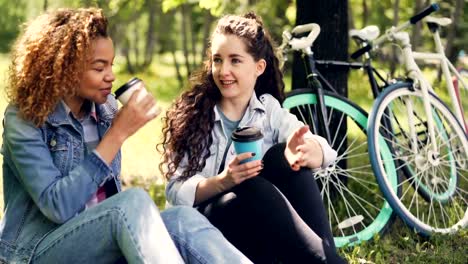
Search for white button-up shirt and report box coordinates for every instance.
[166,92,337,206]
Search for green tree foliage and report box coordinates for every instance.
[0,0,26,52]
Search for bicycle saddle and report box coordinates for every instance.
[349,25,380,43]
[425,16,452,27]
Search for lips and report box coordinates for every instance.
[100,87,112,96]
[220,80,236,88]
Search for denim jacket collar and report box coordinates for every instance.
[213,91,266,122]
[46,100,115,127]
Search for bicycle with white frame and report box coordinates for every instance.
[352,3,467,236]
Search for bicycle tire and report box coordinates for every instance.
[283,89,398,247]
[368,83,468,235]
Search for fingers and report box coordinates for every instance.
[227,158,263,182]
[126,89,158,120]
[232,152,256,165]
[294,125,310,138]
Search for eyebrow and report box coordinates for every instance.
[91,59,109,65]
[213,53,245,58]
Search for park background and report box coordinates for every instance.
[0,0,467,263]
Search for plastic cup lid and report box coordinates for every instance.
[231,126,263,142]
[115,77,142,98]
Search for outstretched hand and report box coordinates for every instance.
[284,125,323,171]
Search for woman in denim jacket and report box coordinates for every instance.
[161,12,346,263]
[0,8,251,264]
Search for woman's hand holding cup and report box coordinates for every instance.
[218,152,263,190]
[111,77,161,141]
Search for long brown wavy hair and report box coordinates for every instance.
[7,8,108,126]
[160,12,285,181]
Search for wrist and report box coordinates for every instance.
[215,172,232,192]
[106,125,128,145]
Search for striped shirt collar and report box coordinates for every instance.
[61,100,98,121]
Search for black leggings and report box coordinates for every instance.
[198,143,346,264]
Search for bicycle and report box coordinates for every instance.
[279,24,399,247]
[352,3,468,235]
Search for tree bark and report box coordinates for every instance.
[362,0,368,28]
[411,0,424,49]
[390,0,400,76]
[143,0,159,67]
[445,0,463,62]
[187,4,197,67]
[181,4,192,77]
[200,10,214,65]
[293,0,349,98]
[293,0,349,170]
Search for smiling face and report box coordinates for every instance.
[211,33,265,104]
[64,37,115,113]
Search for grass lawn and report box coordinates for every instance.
[0,53,466,263]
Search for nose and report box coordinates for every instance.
[105,69,115,83]
[219,62,230,76]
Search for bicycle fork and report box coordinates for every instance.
[402,47,440,160]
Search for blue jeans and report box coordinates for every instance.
[31,188,251,264]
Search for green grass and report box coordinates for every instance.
[0,53,466,263]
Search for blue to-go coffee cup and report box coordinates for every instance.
[231,126,264,163]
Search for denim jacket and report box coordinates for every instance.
[166,92,337,206]
[0,96,121,264]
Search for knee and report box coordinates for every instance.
[114,187,157,214]
[262,143,290,171]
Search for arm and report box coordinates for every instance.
[265,94,337,169]
[3,107,112,223]
[166,152,262,206]
[5,91,157,223]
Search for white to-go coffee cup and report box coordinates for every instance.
[114,77,160,116]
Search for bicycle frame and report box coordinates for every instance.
[391,31,444,155]
[299,48,392,144]
[411,24,467,132]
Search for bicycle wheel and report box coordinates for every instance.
[368,83,468,235]
[283,89,398,247]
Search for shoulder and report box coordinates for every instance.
[4,104,33,127]
[3,104,42,140]
[258,93,282,111]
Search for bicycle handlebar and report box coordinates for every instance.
[351,2,440,60]
[410,3,439,24]
[280,23,321,51]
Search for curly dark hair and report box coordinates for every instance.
[7,8,108,126]
[159,12,285,181]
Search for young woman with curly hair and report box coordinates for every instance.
[0,8,252,264]
[161,12,346,264]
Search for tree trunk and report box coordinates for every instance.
[181,4,192,77]
[187,4,197,67]
[143,0,159,67]
[293,0,349,171]
[445,0,463,62]
[171,44,184,87]
[411,0,424,49]
[43,0,48,11]
[293,0,349,98]
[390,0,400,76]
[133,23,141,71]
[362,0,368,28]
[122,37,135,74]
[200,10,214,64]
[348,3,355,30]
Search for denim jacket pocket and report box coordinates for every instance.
[48,133,72,175]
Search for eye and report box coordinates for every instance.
[232,58,241,64]
[213,57,222,64]
[94,68,104,72]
